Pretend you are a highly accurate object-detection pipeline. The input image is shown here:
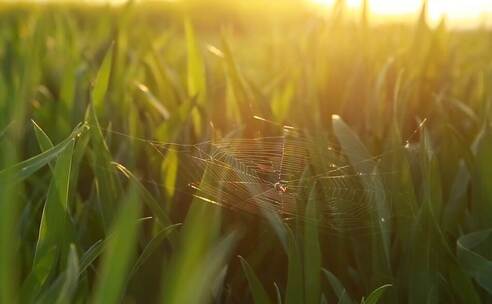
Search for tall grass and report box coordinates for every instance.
[0,1,491,303]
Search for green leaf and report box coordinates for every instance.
[161,148,179,199]
[362,284,391,304]
[304,187,321,304]
[86,106,121,230]
[160,167,227,304]
[135,83,170,120]
[35,245,81,304]
[79,239,107,275]
[0,124,86,185]
[91,44,114,115]
[285,228,303,304]
[239,256,272,304]
[56,245,80,304]
[332,114,391,270]
[91,186,142,304]
[0,145,19,303]
[161,230,238,304]
[32,120,54,152]
[21,135,75,302]
[185,18,206,136]
[128,224,181,280]
[185,18,206,103]
[322,269,354,304]
[457,229,492,294]
[113,162,172,227]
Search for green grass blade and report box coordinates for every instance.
[304,187,321,304]
[457,229,492,294]
[91,186,142,304]
[0,124,86,185]
[322,268,354,304]
[91,44,114,115]
[185,18,206,103]
[185,18,206,135]
[79,239,105,275]
[239,256,272,304]
[160,166,226,304]
[113,162,172,226]
[285,228,303,304]
[128,223,181,280]
[21,136,75,301]
[56,244,80,304]
[332,114,391,270]
[0,146,19,303]
[86,106,121,230]
[32,120,54,152]
[362,284,391,304]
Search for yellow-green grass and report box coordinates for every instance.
[0,1,491,303]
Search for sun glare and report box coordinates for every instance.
[311,0,492,26]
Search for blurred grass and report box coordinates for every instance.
[0,0,492,303]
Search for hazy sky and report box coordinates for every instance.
[312,0,492,27]
[10,0,492,28]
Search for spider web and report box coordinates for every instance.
[146,129,409,233]
[99,124,416,234]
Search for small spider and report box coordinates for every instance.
[274,182,288,194]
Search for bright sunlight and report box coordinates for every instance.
[312,0,492,26]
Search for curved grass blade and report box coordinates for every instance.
[55,245,80,304]
[332,114,391,269]
[322,268,354,304]
[79,239,105,275]
[239,256,272,304]
[128,223,181,280]
[0,123,86,185]
[361,284,391,304]
[35,245,80,304]
[457,229,492,294]
[21,135,75,302]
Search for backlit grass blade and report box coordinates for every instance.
[185,18,206,135]
[332,114,391,271]
[361,284,391,304]
[91,44,114,115]
[161,230,238,304]
[185,18,206,104]
[0,124,86,185]
[128,223,181,280]
[160,167,228,304]
[21,135,75,302]
[91,186,142,304]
